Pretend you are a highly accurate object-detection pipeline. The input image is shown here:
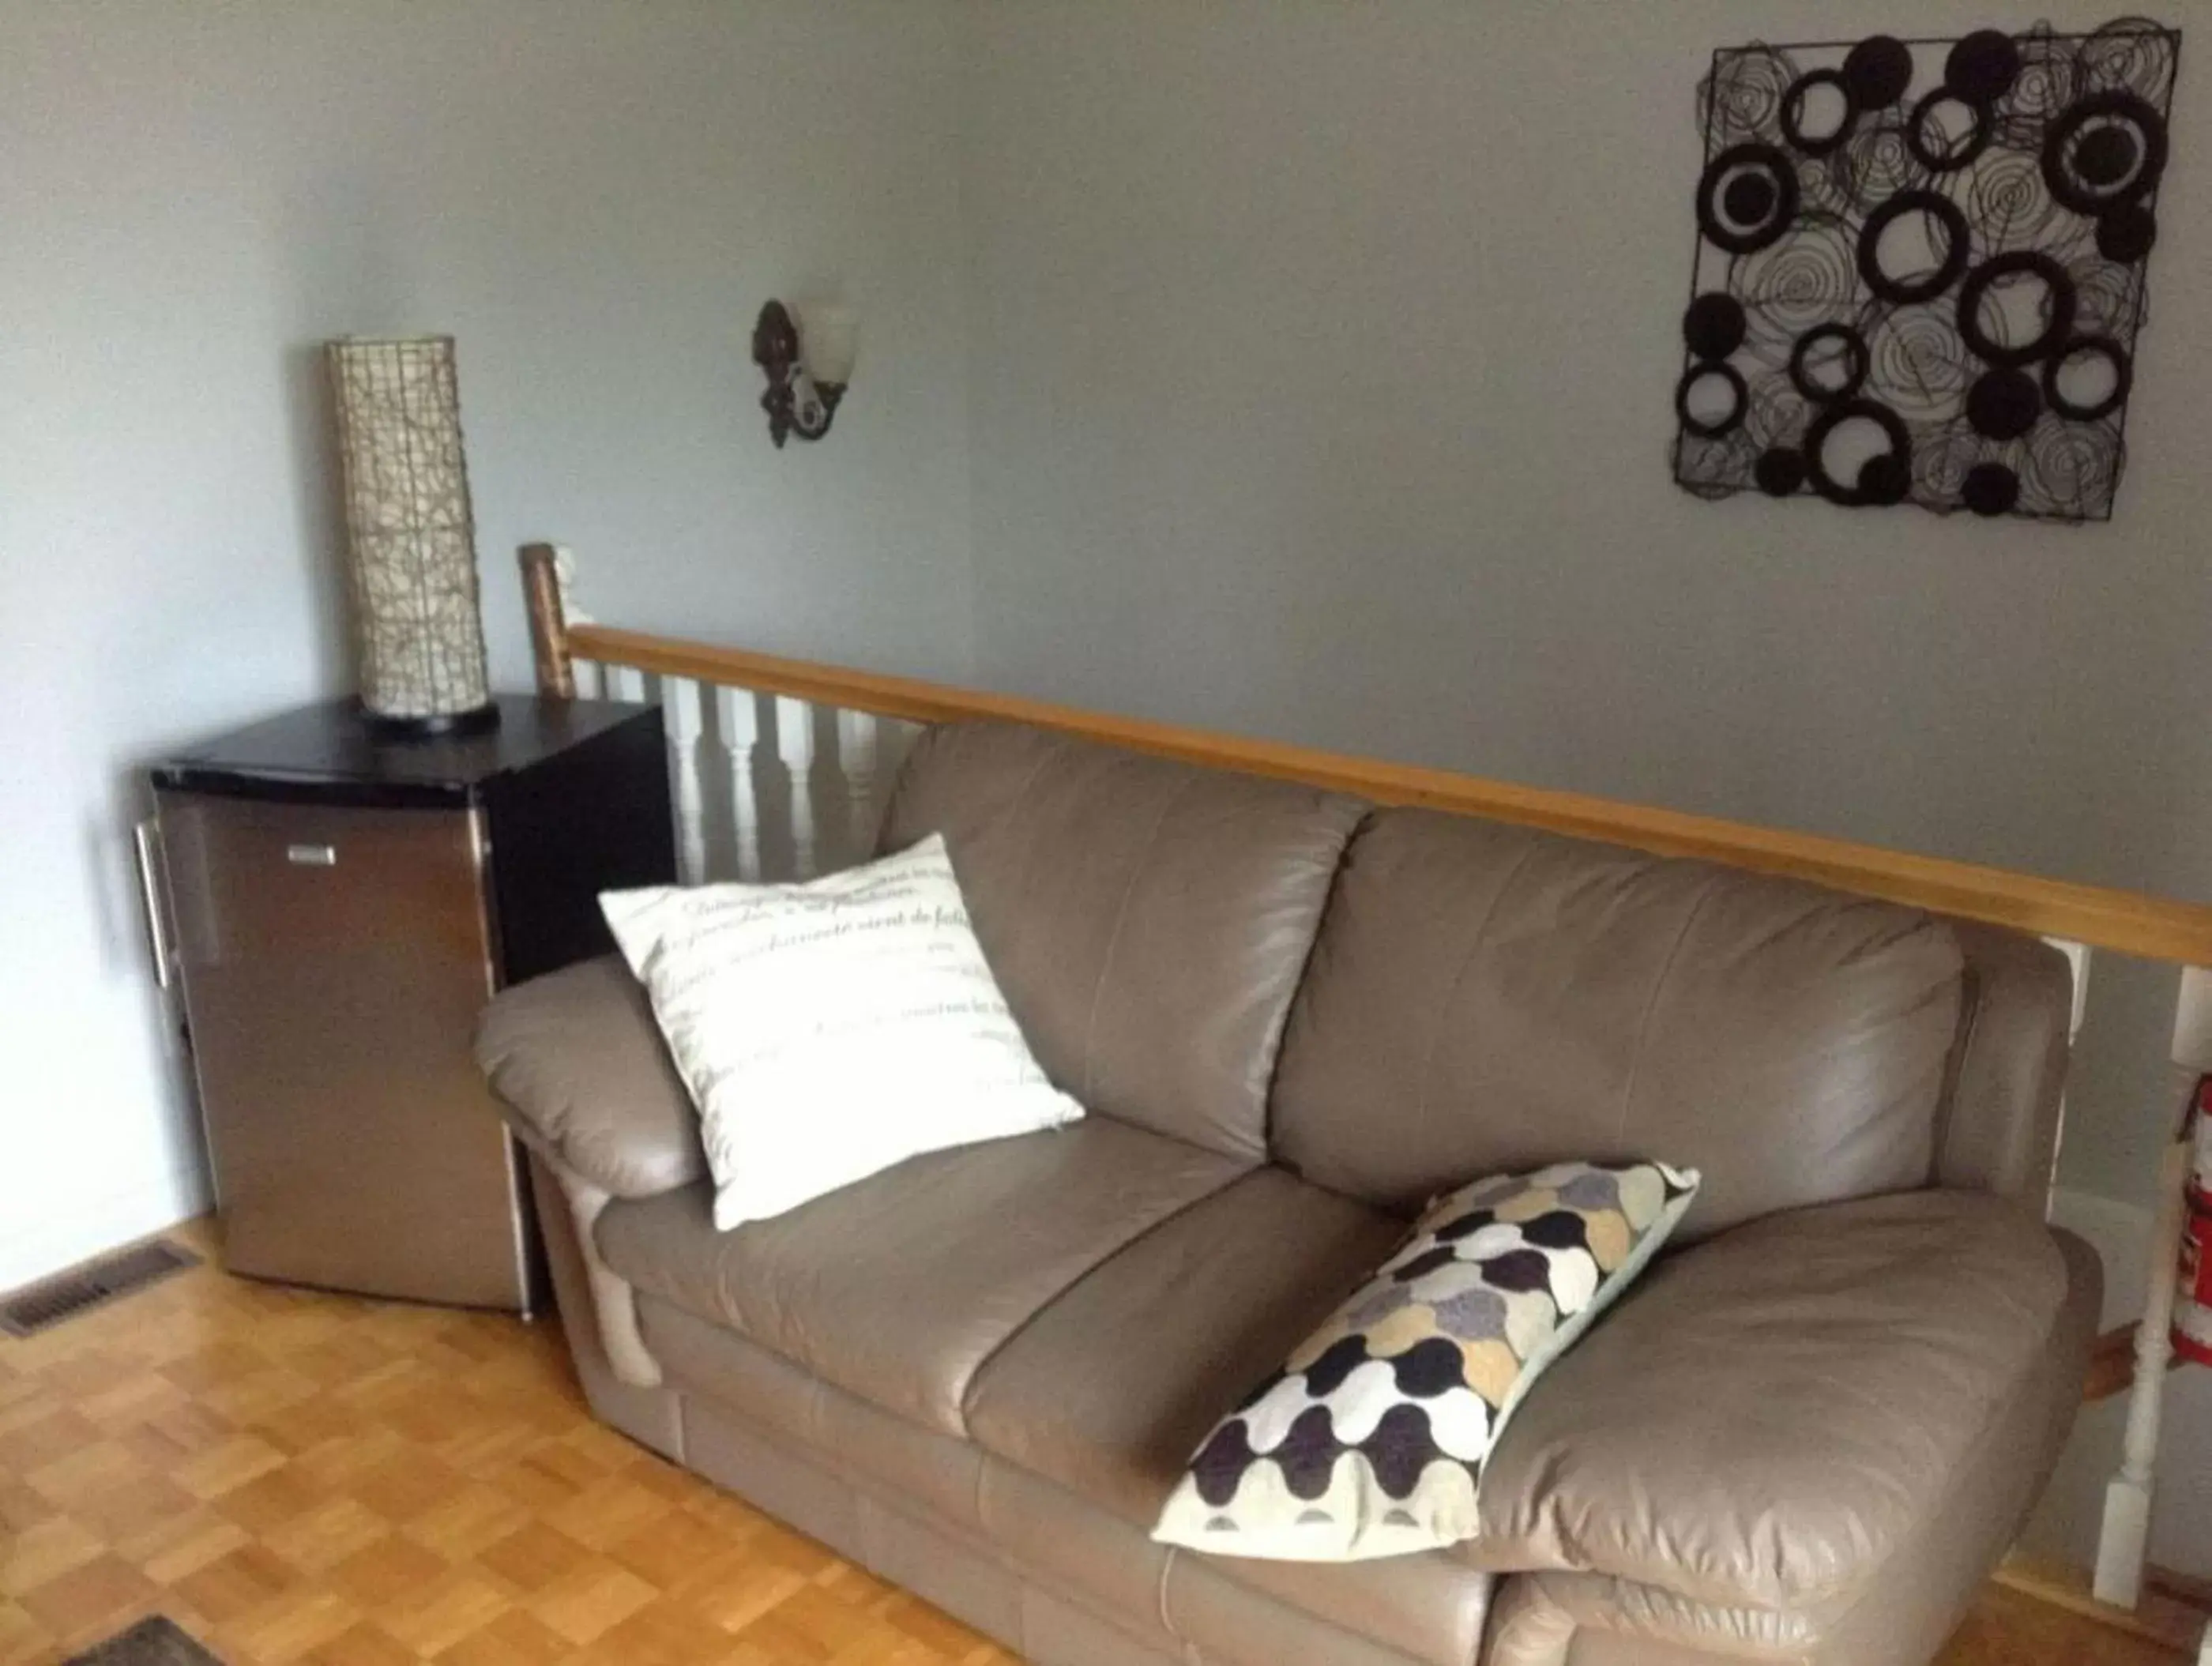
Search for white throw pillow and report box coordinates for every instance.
[600,835,1084,1228]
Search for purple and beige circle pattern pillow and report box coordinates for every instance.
[1153,1159,1699,1563]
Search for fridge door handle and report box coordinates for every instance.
[134,818,177,990]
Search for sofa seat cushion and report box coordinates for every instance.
[594,1116,1247,1436]
[965,1164,1407,1524]
[1152,1160,1699,1564]
[1463,1190,2101,1617]
[965,1166,1499,1666]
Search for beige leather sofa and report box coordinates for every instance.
[477,721,2099,1666]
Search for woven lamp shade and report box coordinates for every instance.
[326,337,494,731]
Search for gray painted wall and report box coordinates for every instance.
[956,0,2212,1206]
[951,3,2212,1573]
[0,0,974,1288]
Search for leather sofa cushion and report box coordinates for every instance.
[966,1164,1494,1666]
[965,1164,1407,1524]
[1464,1190,2100,1615]
[594,1117,1247,1436]
[878,721,1365,1162]
[1484,1230,2099,1666]
[1270,810,1963,1235]
[474,954,705,1198]
[1935,921,2072,1199]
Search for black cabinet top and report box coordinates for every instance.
[152,696,661,808]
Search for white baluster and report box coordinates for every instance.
[551,544,592,626]
[776,695,818,878]
[573,658,604,700]
[714,686,762,882]
[2045,938,2094,1220]
[2095,963,2212,1613]
[884,718,925,784]
[664,678,708,885]
[836,709,881,860]
[609,664,647,704]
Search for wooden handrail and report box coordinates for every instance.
[563,619,2212,967]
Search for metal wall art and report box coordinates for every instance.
[1672,19,2180,521]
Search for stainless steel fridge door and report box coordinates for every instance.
[157,789,530,1309]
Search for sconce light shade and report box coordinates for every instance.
[797,301,858,388]
[325,337,495,734]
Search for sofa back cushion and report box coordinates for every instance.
[878,722,1366,1161]
[1269,808,1965,1236]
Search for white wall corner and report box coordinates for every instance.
[0,1160,212,1296]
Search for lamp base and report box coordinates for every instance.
[356,700,502,742]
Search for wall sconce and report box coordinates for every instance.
[753,299,857,447]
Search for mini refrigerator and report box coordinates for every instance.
[144,696,674,1312]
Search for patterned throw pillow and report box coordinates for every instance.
[1152,1160,1698,1562]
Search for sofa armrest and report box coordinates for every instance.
[1466,1190,2100,1619]
[475,954,705,1200]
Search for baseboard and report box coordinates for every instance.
[0,1163,213,1294]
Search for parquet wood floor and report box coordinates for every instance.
[0,1226,2187,1665]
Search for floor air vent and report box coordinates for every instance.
[0,1239,199,1337]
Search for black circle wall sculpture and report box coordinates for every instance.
[1788,322,1870,403]
[1755,447,1809,496]
[1804,400,1913,506]
[1962,461,2025,517]
[1676,363,1749,438]
[1683,293,1750,359]
[1905,89,1994,171]
[1781,70,1859,156]
[1675,18,2178,522]
[2096,200,2159,261]
[2042,89,2169,212]
[1696,144,1801,252]
[1947,31,2022,103]
[1856,190,1973,304]
[1843,36,1916,109]
[1956,250,2078,367]
[1966,368,2044,439]
[2044,336,2133,421]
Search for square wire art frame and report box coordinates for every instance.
[1671,19,2180,522]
